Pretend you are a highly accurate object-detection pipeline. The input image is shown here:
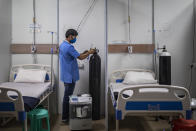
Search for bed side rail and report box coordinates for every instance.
[0,87,25,121]
[109,87,117,108]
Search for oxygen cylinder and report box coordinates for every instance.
[159,47,171,85]
[89,50,101,120]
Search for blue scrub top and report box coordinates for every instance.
[59,41,80,83]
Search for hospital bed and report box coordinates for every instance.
[109,69,191,131]
[0,64,55,131]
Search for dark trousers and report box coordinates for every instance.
[62,82,75,120]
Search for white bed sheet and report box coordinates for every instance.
[110,83,168,97]
[0,82,51,98]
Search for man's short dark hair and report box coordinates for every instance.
[65,29,78,38]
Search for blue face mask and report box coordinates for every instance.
[70,38,77,43]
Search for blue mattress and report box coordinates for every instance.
[11,96,40,112]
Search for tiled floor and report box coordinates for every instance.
[0,115,105,131]
[0,115,172,131]
[51,115,105,131]
[108,116,171,131]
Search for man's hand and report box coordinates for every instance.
[78,49,96,60]
[83,50,89,54]
[88,49,96,54]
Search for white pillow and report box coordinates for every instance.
[123,71,157,85]
[14,69,47,83]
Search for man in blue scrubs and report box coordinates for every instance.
[59,29,95,122]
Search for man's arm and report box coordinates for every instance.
[78,49,95,60]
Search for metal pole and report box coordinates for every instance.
[51,32,54,88]
[105,0,108,130]
[128,0,131,44]
[57,0,60,115]
[32,0,37,64]
[152,0,157,78]
[193,0,195,63]
[189,0,196,94]
[152,0,155,46]
[33,0,36,47]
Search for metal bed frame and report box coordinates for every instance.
[0,64,55,131]
[109,69,191,131]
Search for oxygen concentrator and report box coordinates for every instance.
[69,94,92,130]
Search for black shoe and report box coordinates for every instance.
[61,119,69,125]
